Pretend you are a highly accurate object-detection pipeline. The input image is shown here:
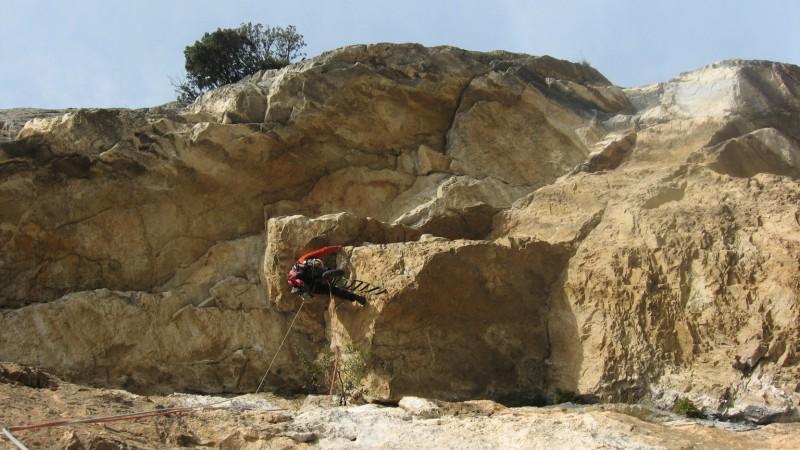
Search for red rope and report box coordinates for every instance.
[8,407,194,432]
[327,282,340,403]
[328,350,340,400]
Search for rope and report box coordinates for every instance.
[327,283,342,404]
[328,350,340,401]
[254,297,307,394]
[7,407,195,432]
[5,297,307,435]
[6,404,287,433]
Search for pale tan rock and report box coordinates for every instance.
[398,396,440,417]
[190,81,267,124]
[326,238,571,402]
[0,44,618,307]
[0,236,315,394]
[16,109,148,155]
[575,131,637,173]
[394,175,530,239]
[3,373,798,449]
[0,108,67,142]
[494,166,800,421]
[416,144,450,174]
[446,70,592,187]
[690,127,800,178]
[2,44,800,425]
[303,167,416,221]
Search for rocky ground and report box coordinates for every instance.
[1,364,797,449]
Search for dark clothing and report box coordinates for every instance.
[311,283,366,305]
[287,246,365,305]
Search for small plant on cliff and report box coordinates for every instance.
[293,343,370,402]
[340,342,370,393]
[294,345,331,392]
[173,22,306,103]
[554,388,578,404]
[672,397,704,418]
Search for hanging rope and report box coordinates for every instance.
[254,297,307,394]
[328,350,340,400]
[326,283,344,405]
[3,297,307,441]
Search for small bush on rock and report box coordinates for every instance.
[672,397,705,418]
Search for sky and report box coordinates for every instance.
[2,0,799,109]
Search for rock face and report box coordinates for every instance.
[1,45,799,424]
[0,108,68,142]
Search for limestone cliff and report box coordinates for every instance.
[1,45,798,424]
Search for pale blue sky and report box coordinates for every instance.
[2,0,799,108]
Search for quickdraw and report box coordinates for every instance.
[332,277,387,296]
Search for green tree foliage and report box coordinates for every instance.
[174,23,306,104]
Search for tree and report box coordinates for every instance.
[174,23,307,104]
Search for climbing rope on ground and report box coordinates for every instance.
[1,297,308,449]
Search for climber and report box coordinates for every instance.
[287,245,366,305]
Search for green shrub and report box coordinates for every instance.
[294,345,331,393]
[554,388,578,404]
[293,343,370,400]
[672,397,704,418]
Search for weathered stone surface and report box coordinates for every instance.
[394,175,530,239]
[690,127,800,178]
[3,373,798,449]
[16,109,149,156]
[416,144,451,174]
[0,108,68,142]
[398,396,440,417]
[328,238,572,403]
[446,70,594,187]
[1,45,800,426]
[493,166,800,421]
[1,44,607,308]
[0,235,316,394]
[189,81,267,124]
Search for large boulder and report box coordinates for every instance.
[325,238,572,403]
